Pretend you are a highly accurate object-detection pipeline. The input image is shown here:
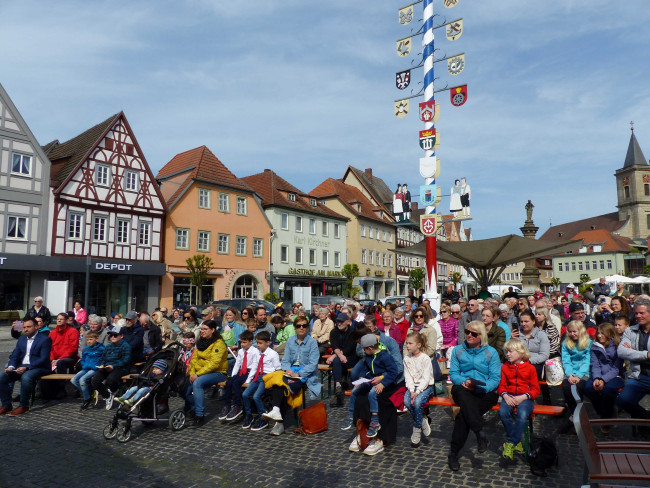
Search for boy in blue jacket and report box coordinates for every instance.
[71,331,106,410]
[341,334,398,437]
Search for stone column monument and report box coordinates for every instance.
[520,200,541,295]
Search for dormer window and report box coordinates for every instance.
[320,200,326,206]
[288,193,296,202]
[310,198,317,207]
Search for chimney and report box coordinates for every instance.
[365,168,372,177]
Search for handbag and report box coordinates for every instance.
[544,357,564,386]
[294,401,328,435]
[355,418,370,451]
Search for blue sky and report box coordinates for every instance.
[2,0,650,239]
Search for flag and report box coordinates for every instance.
[450,85,467,107]
[447,53,465,76]
[396,37,411,57]
[419,101,436,122]
[398,5,413,25]
[419,129,436,150]
[446,19,463,41]
[395,99,409,118]
[444,0,459,8]
[396,70,411,90]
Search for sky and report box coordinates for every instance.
[2,0,650,239]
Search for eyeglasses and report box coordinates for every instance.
[413,314,424,318]
[441,311,449,314]
[465,330,480,337]
[184,316,191,319]
[451,311,461,314]
[34,300,42,303]
[294,323,309,329]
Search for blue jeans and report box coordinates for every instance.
[499,398,534,444]
[242,377,266,415]
[181,372,226,417]
[0,367,50,408]
[404,386,434,428]
[124,385,152,403]
[348,382,380,417]
[584,376,624,419]
[224,373,248,407]
[71,369,97,400]
[617,374,650,419]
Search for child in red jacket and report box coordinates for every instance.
[498,339,540,462]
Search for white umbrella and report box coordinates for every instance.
[586,274,635,285]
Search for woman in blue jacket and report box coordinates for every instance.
[447,320,502,471]
[583,323,624,426]
[559,320,592,433]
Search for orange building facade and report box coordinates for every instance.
[157,146,272,308]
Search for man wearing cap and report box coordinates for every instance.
[327,312,358,407]
[121,311,144,365]
[91,326,131,409]
[565,302,596,338]
[564,285,577,301]
[0,319,52,416]
[594,278,611,300]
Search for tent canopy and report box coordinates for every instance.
[397,234,583,288]
[586,274,635,285]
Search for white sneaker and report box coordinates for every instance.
[262,407,283,422]
[363,439,384,456]
[105,392,114,410]
[349,435,361,452]
[270,422,285,436]
[422,417,431,437]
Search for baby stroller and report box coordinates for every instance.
[103,342,188,442]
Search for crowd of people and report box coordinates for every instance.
[1,283,649,470]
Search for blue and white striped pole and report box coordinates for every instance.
[423,0,440,308]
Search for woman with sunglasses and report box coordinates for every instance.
[177,309,200,339]
[438,305,459,362]
[447,320,501,471]
[403,307,438,360]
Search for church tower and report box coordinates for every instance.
[615,124,650,239]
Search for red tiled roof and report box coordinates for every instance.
[156,146,253,207]
[539,213,625,241]
[241,170,347,220]
[310,178,394,224]
[571,229,633,253]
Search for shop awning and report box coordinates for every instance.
[395,234,582,287]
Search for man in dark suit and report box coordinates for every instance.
[0,319,52,416]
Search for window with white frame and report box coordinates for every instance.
[218,193,229,212]
[281,213,289,230]
[309,218,316,235]
[197,230,210,252]
[361,223,366,237]
[322,221,328,237]
[288,193,296,202]
[280,245,289,263]
[96,164,110,186]
[322,250,329,266]
[296,247,303,264]
[116,219,130,244]
[236,196,247,215]
[369,251,374,265]
[11,154,32,176]
[6,216,27,239]
[67,213,83,240]
[586,261,590,270]
[334,251,341,267]
[334,223,340,238]
[309,249,316,265]
[383,230,387,241]
[607,260,612,269]
[376,251,381,266]
[236,236,247,256]
[296,216,303,232]
[124,171,138,192]
[558,263,563,271]
[369,226,374,239]
[361,249,367,264]
[93,216,107,242]
[138,221,151,246]
[253,238,263,257]
[310,198,316,207]
[376,227,380,241]
[383,253,387,267]
[198,188,211,209]
[218,234,229,254]
[389,254,393,267]
[176,228,189,249]
[389,231,393,243]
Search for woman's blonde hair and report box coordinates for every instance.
[535,307,550,322]
[466,320,488,347]
[564,320,591,350]
[598,322,620,348]
[405,330,427,352]
[503,339,530,361]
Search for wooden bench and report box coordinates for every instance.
[574,402,650,487]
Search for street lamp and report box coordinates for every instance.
[84,252,91,311]
[269,230,277,301]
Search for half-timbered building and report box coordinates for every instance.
[44,112,166,314]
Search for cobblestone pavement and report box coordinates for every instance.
[0,327,640,488]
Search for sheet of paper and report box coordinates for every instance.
[352,378,372,386]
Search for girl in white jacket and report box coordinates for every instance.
[403,330,436,447]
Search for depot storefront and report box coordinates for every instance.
[0,253,165,317]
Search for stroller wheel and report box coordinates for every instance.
[169,409,186,431]
[116,426,132,443]
[103,422,118,440]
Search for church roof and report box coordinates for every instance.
[623,130,648,168]
[538,212,625,241]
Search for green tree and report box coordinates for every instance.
[186,254,213,304]
[450,272,462,286]
[409,268,425,291]
[342,263,360,298]
[263,292,279,302]
[550,277,561,291]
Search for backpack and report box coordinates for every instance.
[527,436,558,477]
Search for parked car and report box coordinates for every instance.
[381,295,409,306]
[211,298,276,315]
[311,296,347,307]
